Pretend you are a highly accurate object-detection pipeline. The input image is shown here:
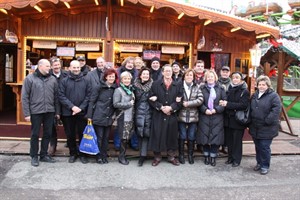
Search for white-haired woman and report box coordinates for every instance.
[113,71,135,165]
[249,75,281,175]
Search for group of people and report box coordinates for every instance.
[21,55,281,175]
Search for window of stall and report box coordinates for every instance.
[23,36,103,77]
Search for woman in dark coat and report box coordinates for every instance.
[133,67,153,166]
[197,70,226,166]
[113,71,135,165]
[249,75,281,175]
[219,72,250,167]
[86,68,118,164]
[148,64,182,166]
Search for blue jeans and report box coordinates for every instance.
[114,128,138,148]
[253,138,273,170]
[178,122,197,140]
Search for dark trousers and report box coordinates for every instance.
[226,127,245,164]
[50,123,57,147]
[139,136,149,157]
[253,138,273,170]
[30,112,55,158]
[94,125,111,159]
[203,144,219,158]
[62,115,87,156]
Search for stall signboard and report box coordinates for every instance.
[87,52,102,59]
[161,45,185,54]
[76,43,100,51]
[143,50,161,60]
[57,47,75,57]
[33,40,57,49]
[119,44,143,52]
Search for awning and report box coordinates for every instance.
[1,0,280,38]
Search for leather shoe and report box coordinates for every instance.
[80,156,89,164]
[225,159,233,164]
[102,158,108,164]
[96,158,103,164]
[168,159,180,166]
[260,168,269,175]
[31,156,39,167]
[40,155,56,163]
[68,155,77,163]
[152,159,160,166]
[253,164,261,171]
[232,162,240,167]
[138,156,145,167]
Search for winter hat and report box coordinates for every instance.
[150,57,160,64]
[171,61,180,67]
[231,71,244,80]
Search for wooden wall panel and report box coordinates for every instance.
[22,11,106,38]
[112,12,193,42]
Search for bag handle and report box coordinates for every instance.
[87,119,92,125]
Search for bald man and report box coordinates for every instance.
[59,60,92,164]
[22,59,59,167]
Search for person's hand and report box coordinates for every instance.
[183,101,189,107]
[130,99,135,105]
[219,100,227,107]
[149,96,157,101]
[55,115,60,120]
[162,106,172,115]
[176,97,182,102]
[72,106,81,115]
[211,109,216,114]
[205,109,212,115]
[25,116,30,122]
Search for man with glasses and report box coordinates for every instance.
[48,57,68,156]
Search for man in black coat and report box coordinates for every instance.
[149,64,182,166]
[59,60,91,164]
[87,56,106,90]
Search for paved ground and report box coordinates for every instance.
[0,154,300,199]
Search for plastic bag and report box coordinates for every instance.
[79,120,100,155]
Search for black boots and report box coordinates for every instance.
[178,139,185,164]
[210,157,216,166]
[188,140,195,164]
[204,156,210,165]
[118,140,129,165]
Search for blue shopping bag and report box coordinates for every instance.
[79,120,100,155]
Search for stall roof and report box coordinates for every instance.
[0,0,280,38]
[280,26,300,60]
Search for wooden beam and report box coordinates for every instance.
[286,96,300,112]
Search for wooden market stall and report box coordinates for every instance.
[0,0,279,137]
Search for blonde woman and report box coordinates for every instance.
[197,70,226,166]
[113,71,135,165]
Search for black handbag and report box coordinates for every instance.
[235,105,250,125]
[235,90,250,125]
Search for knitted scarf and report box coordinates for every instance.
[207,84,216,110]
[133,78,153,92]
[120,83,133,95]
